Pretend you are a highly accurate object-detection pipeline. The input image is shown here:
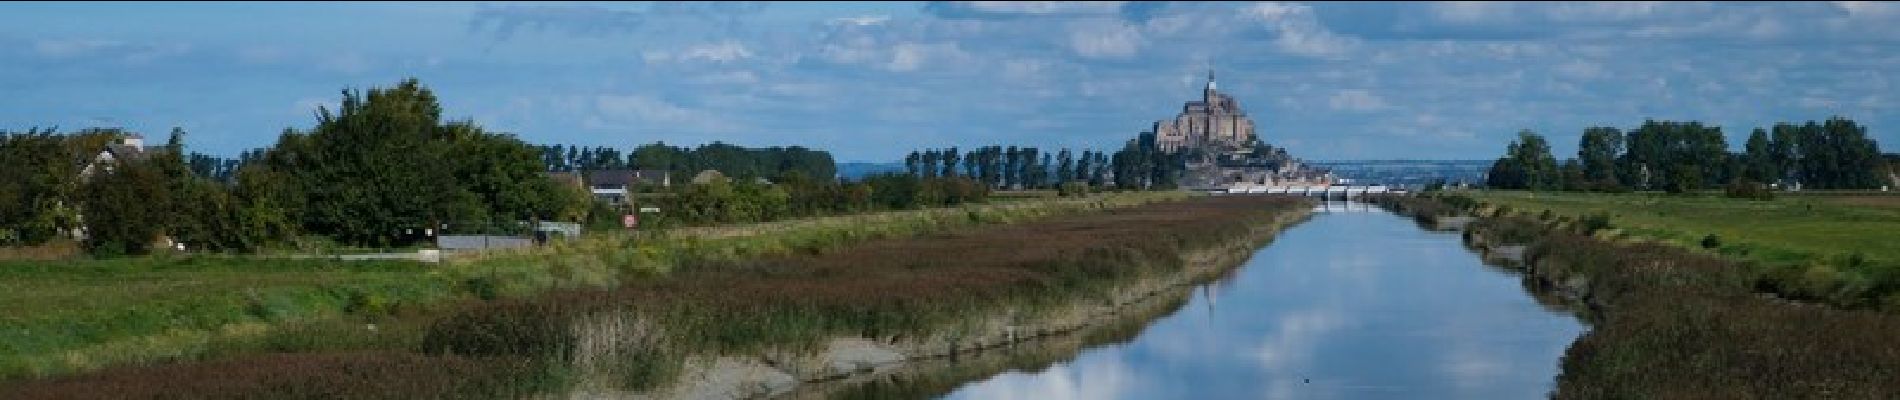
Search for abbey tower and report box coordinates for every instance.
[1153,70,1257,153]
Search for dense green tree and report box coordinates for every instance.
[1578,126,1623,185]
[253,79,578,245]
[941,147,960,178]
[1559,159,1587,192]
[1056,149,1075,184]
[1742,128,1778,183]
[1486,130,1560,190]
[76,156,168,256]
[0,128,82,245]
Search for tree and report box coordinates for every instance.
[1056,149,1075,184]
[1769,124,1798,184]
[1742,128,1777,183]
[924,149,943,178]
[1578,126,1623,185]
[1039,152,1053,188]
[77,156,169,256]
[0,128,81,246]
[941,146,960,178]
[1486,130,1558,190]
[256,79,570,245]
[1003,146,1020,188]
[1559,159,1586,191]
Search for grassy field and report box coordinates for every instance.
[1370,195,1900,398]
[1464,190,1900,267]
[0,191,1190,381]
[2,195,1308,398]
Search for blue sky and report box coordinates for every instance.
[4,1,1898,162]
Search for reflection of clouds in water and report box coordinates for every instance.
[937,212,1584,400]
[1440,342,1510,391]
[951,353,1137,400]
[1254,308,1345,371]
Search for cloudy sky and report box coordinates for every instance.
[4,1,1898,162]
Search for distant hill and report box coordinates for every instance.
[836,162,905,180]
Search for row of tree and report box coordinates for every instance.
[646,173,990,227]
[1488,118,1890,192]
[900,132,1189,190]
[2,79,596,254]
[540,142,836,181]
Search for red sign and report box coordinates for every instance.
[622,214,638,229]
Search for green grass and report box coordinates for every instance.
[1465,190,1900,268]
[2,195,1306,399]
[0,191,1191,381]
[1374,195,1900,398]
[0,257,447,379]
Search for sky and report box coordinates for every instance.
[4,1,1899,162]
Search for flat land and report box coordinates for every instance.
[1464,191,1900,267]
[0,192,1186,380]
[1,194,1307,398]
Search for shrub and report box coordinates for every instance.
[1700,234,1722,249]
[1057,181,1090,197]
[1579,212,1613,235]
[1724,181,1775,201]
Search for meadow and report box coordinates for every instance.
[1,194,1308,398]
[0,191,1188,382]
[1464,190,1900,308]
[1371,193,1900,398]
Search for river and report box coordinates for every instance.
[932,202,1587,399]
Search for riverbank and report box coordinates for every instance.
[2,195,1312,399]
[1369,193,1900,398]
[0,192,1189,382]
[1465,190,1900,308]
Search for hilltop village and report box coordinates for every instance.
[1144,71,1333,190]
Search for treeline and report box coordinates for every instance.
[1488,117,1890,192]
[900,133,1187,191]
[539,142,835,181]
[1,79,592,255]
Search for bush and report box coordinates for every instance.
[1579,212,1614,235]
[1701,234,1722,250]
[1057,181,1091,197]
[1724,181,1775,201]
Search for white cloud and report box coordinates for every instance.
[932,1,1127,17]
[887,43,929,71]
[1068,21,1143,59]
[827,15,890,27]
[589,94,742,132]
[1553,60,1605,80]
[679,40,753,63]
[1246,2,1359,58]
[1431,1,1516,24]
[1328,89,1388,111]
[692,70,759,85]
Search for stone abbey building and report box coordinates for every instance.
[1153,71,1257,154]
[1146,70,1333,189]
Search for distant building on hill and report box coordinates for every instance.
[1141,70,1329,190]
[1153,70,1257,154]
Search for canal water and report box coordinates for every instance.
[936,202,1587,399]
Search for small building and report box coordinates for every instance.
[78,134,154,179]
[584,169,670,205]
[690,169,728,185]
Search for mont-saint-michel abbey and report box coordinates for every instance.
[1147,71,1333,190]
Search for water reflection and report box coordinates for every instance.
[938,204,1585,399]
